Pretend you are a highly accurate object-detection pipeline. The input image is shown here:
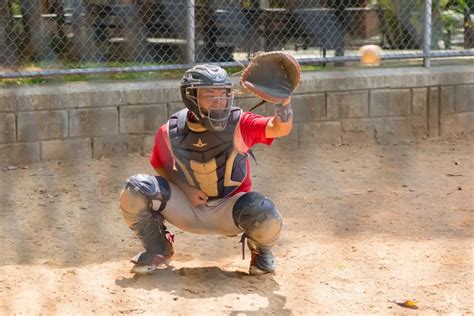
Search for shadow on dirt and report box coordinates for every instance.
[115,265,290,315]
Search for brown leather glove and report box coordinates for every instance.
[240,51,301,105]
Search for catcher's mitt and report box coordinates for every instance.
[240,51,301,105]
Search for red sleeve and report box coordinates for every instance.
[150,124,172,170]
[239,111,275,148]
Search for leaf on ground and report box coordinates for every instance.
[119,309,145,314]
[390,299,419,309]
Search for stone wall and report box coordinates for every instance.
[0,66,473,166]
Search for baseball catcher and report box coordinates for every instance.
[119,51,300,275]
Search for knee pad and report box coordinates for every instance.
[232,192,282,248]
[120,174,171,217]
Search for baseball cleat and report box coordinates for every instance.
[131,263,157,274]
[130,254,173,275]
[249,251,276,276]
[247,240,276,276]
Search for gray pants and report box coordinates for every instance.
[120,175,281,271]
[120,181,244,237]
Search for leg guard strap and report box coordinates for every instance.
[129,209,174,261]
[125,174,171,212]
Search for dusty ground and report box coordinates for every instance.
[1,136,473,315]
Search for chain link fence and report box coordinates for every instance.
[1,0,473,78]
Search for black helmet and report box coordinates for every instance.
[180,64,233,131]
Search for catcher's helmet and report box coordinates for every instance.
[180,64,233,131]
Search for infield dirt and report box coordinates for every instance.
[1,136,473,314]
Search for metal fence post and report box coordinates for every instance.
[423,0,432,67]
[186,0,196,65]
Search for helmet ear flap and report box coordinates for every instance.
[180,85,201,120]
[182,87,202,120]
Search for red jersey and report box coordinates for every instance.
[150,111,274,196]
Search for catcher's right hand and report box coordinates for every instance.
[240,51,301,105]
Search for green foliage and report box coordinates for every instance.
[269,0,286,8]
[375,0,425,49]
[375,0,467,49]
[441,0,474,11]
[10,0,21,15]
[439,0,468,49]
[457,0,474,11]
[441,9,463,31]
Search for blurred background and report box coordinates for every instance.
[0,0,473,79]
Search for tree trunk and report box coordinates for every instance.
[117,3,150,63]
[201,0,218,62]
[50,0,67,61]
[329,0,346,66]
[465,8,474,49]
[19,0,47,62]
[70,0,102,62]
[0,0,18,67]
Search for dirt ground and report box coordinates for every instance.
[1,136,473,315]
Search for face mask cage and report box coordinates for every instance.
[185,86,235,131]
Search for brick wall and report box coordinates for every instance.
[0,66,473,166]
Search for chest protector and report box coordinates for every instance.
[168,108,247,199]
